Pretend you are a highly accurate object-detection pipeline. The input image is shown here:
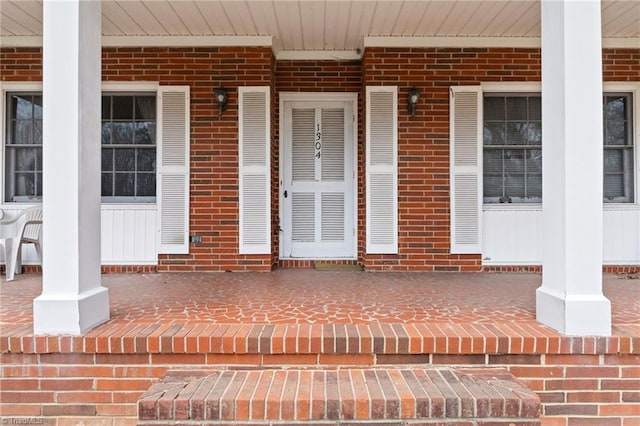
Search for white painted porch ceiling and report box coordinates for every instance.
[2,0,639,56]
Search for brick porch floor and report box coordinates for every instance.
[2,269,639,326]
[1,270,639,425]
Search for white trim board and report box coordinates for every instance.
[3,34,636,51]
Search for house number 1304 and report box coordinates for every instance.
[315,124,322,159]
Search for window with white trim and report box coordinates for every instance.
[450,85,637,254]
[4,91,156,203]
[101,93,157,202]
[603,93,634,203]
[483,94,542,203]
[5,93,43,202]
[482,92,635,204]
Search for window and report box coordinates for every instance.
[603,94,634,203]
[482,92,635,204]
[483,94,542,203]
[3,91,156,203]
[101,94,157,202]
[5,93,43,202]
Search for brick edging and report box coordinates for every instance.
[2,323,637,356]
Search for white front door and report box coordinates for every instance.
[281,95,357,258]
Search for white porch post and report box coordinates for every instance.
[536,0,611,336]
[34,0,109,334]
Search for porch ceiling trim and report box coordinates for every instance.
[0,35,273,48]
[102,35,273,47]
[364,36,640,49]
[275,50,362,61]
[365,36,540,49]
[1,34,636,53]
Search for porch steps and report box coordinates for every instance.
[137,367,541,425]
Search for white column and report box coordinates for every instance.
[536,0,611,336]
[34,0,109,334]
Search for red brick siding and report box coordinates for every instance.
[361,47,640,271]
[361,48,540,271]
[0,48,42,81]
[1,342,638,425]
[101,47,275,272]
[1,46,274,272]
[275,60,363,92]
[1,47,639,272]
[603,49,640,81]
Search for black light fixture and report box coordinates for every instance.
[214,86,228,118]
[407,86,420,116]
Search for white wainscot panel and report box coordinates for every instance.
[483,206,640,265]
[101,205,158,265]
[482,206,543,265]
[0,205,158,266]
[602,207,640,265]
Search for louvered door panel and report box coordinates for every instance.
[292,109,316,181]
[292,193,315,242]
[321,109,345,181]
[321,192,345,241]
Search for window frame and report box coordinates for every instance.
[482,83,542,208]
[482,92,542,204]
[100,91,158,203]
[4,91,44,203]
[481,82,640,209]
[1,81,160,206]
[1,83,43,205]
[603,83,639,206]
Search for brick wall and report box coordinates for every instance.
[102,47,275,272]
[361,47,541,271]
[603,49,640,81]
[1,46,275,272]
[1,332,638,425]
[361,47,640,271]
[1,47,639,272]
[0,48,42,81]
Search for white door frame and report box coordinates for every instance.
[279,92,358,259]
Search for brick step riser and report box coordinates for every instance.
[138,421,541,425]
[138,368,541,425]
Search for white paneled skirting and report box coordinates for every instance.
[1,205,157,266]
[3,204,638,267]
[483,206,640,265]
[101,205,158,264]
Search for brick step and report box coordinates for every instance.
[138,367,541,425]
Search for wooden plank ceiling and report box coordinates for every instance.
[1,0,639,57]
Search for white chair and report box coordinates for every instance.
[0,207,43,281]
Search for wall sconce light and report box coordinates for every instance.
[407,86,420,116]
[214,86,228,118]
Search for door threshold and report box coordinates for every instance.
[277,259,361,270]
[314,261,363,271]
